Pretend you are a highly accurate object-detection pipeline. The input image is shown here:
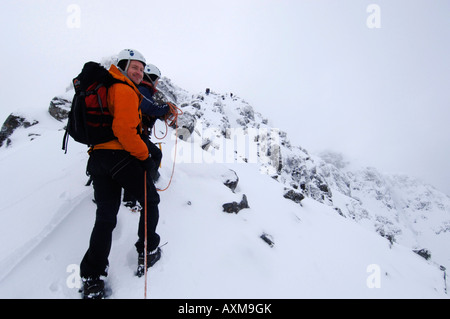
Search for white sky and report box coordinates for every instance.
[1,0,449,195]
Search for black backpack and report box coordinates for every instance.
[62,62,128,152]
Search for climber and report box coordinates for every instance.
[80,49,162,299]
[138,63,170,178]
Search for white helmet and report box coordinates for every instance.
[144,63,161,83]
[117,49,146,71]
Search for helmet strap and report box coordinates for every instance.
[144,73,154,85]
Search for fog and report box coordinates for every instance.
[1,0,449,194]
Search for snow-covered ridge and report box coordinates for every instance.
[0,70,449,298]
[155,78,450,269]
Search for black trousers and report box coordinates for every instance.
[80,150,160,278]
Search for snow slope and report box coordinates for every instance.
[0,78,448,299]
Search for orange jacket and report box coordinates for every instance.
[92,65,148,161]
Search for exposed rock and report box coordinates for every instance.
[222,194,249,214]
[260,233,274,247]
[222,169,239,193]
[283,188,305,205]
[176,112,196,141]
[48,97,71,121]
[157,77,181,104]
[413,248,431,260]
[0,114,39,147]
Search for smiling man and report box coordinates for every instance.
[80,49,162,299]
[117,50,145,85]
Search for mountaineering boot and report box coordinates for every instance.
[124,200,141,213]
[81,276,105,299]
[136,247,162,277]
[124,200,137,208]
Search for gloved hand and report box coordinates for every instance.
[164,102,182,127]
[141,156,156,173]
[141,156,159,182]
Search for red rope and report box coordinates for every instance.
[144,172,148,299]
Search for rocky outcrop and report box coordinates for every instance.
[48,97,71,122]
[0,114,39,147]
[222,194,249,214]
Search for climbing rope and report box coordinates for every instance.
[153,102,183,192]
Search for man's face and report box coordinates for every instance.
[127,60,144,85]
